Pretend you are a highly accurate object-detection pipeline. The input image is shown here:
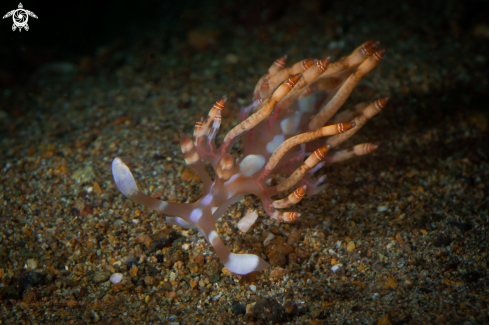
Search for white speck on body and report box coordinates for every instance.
[280,115,300,135]
[202,193,213,205]
[158,201,168,211]
[208,230,218,244]
[224,174,239,186]
[239,155,266,176]
[189,208,202,223]
[266,135,284,153]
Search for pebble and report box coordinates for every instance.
[384,278,398,289]
[23,287,38,302]
[237,210,258,233]
[331,264,342,273]
[232,303,246,315]
[129,267,138,277]
[377,313,394,325]
[18,271,45,294]
[252,298,288,323]
[71,165,96,183]
[433,234,452,247]
[270,268,288,278]
[144,275,155,286]
[347,241,356,252]
[136,234,153,248]
[92,272,110,283]
[194,254,205,266]
[265,237,293,260]
[225,53,239,64]
[284,301,298,316]
[130,302,141,309]
[263,232,275,247]
[149,238,167,252]
[377,206,389,212]
[286,229,301,245]
[110,273,123,284]
[270,254,287,267]
[25,258,38,270]
[125,257,138,268]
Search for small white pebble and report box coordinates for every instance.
[263,232,275,247]
[225,53,239,64]
[249,285,256,292]
[331,264,342,273]
[377,206,388,212]
[181,243,190,250]
[110,273,123,284]
[25,258,38,270]
[132,219,140,224]
[237,210,258,233]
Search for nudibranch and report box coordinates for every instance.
[112,41,387,274]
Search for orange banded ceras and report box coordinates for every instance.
[112,41,387,275]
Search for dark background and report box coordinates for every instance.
[1,0,489,91]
